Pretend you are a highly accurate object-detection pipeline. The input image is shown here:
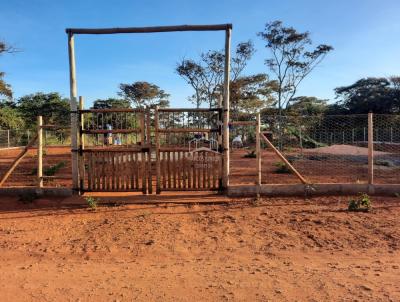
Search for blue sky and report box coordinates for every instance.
[1,0,400,107]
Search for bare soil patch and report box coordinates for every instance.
[0,195,399,301]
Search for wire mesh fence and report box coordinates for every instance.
[230,113,400,185]
[262,114,370,184]
[0,129,71,148]
[373,114,400,184]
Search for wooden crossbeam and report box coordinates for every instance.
[66,24,232,35]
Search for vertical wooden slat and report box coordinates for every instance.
[135,152,139,190]
[162,152,166,189]
[167,151,171,189]
[177,151,181,189]
[182,152,187,189]
[87,153,92,190]
[193,152,198,189]
[141,151,146,194]
[202,151,206,189]
[207,153,211,189]
[187,152,192,189]
[155,106,161,194]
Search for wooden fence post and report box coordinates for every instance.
[222,27,231,189]
[256,113,261,197]
[37,116,43,188]
[368,112,374,184]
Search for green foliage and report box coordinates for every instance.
[230,74,275,119]
[85,196,98,210]
[17,92,70,128]
[44,161,66,176]
[375,159,396,167]
[333,77,400,114]
[287,96,328,116]
[348,193,371,212]
[243,150,256,158]
[0,72,12,99]
[0,106,25,129]
[31,161,66,176]
[274,161,291,174]
[118,81,169,108]
[92,98,131,109]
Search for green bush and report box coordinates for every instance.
[274,161,291,174]
[243,150,256,158]
[348,193,371,212]
[85,196,98,210]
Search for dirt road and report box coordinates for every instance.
[0,195,399,301]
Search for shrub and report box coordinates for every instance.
[348,193,371,212]
[243,150,256,158]
[85,196,98,210]
[274,161,291,174]
[31,161,66,176]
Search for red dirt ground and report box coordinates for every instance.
[0,194,399,301]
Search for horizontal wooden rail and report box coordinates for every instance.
[41,175,72,180]
[41,125,70,130]
[80,108,144,113]
[158,128,218,133]
[82,147,147,152]
[66,24,232,35]
[158,108,221,113]
[81,129,141,134]
[230,121,257,126]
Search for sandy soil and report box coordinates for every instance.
[0,194,399,301]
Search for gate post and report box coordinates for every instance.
[67,31,79,192]
[222,27,231,189]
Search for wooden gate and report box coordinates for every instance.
[154,108,223,193]
[77,107,223,194]
[78,108,152,193]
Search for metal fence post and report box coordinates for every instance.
[7,130,10,148]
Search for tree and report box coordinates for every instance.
[92,98,131,109]
[287,96,328,116]
[333,77,400,114]
[176,41,255,108]
[0,106,25,129]
[118,81,169,108]
[230,73,275,119]
[0,41,14,99]
[17,92,70,127]
[258,21,333,115]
